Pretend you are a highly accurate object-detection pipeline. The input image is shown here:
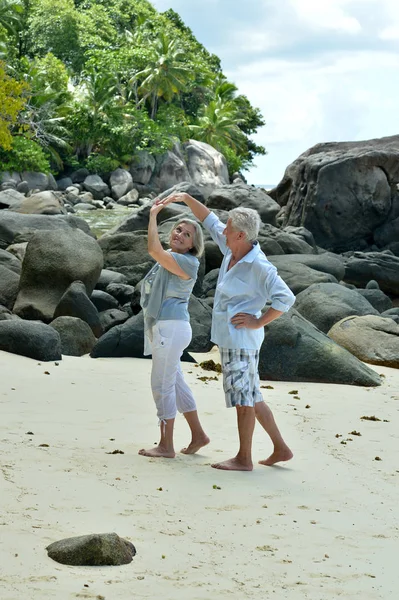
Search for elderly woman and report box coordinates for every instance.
[139,201,209,458]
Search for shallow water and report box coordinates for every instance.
[76,206,133,238]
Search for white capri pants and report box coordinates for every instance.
[150,319,197,422]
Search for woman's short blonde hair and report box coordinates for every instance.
[169,218,204,257]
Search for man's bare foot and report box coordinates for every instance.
[181,435,210,455]
[211,457,253,471]
[259,447,293,466]
[138,446,175,458]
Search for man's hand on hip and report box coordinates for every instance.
[231,313,261,329]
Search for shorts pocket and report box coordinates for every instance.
[223,360,250,395]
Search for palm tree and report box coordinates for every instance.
[132,32,192,119]
[189,98,246,153]
[0,0,23,37]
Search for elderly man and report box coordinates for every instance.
[157,192,295,471]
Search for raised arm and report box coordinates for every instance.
[147,203,191,280]
[157,192,210,222]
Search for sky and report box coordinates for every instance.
[151,0,399,185]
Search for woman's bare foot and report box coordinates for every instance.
[181,435,210,455]
[259,447,293,466]
[138,446,175,458]
[211,457,253,471]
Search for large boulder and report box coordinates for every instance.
[99,308,130,333]
[187,295,213,352]
[0,248,22,274]
[49,316,97,356]
[129,150,156,185]
[151,143,191,192]
[272,135,399,251]
[109,168,134,200]
[95,269,128,291]
[294,282,379,333]
[54,281,102,337]
[356,288,393,313]
[258,310,381,386]
[20,172,57,192]
[46,533,135,566]
[343,251,399,295]
[0,320,62,361]
[0,266,19,310]
[0,212,93,250]
[83,175,110,200]
[267,253,346,294]
[91,310,146,358]
[13,229,103,322]
[0,188,25,209]
[183,139,229,199]
[8,191,67,215]
[328,315,399,368]
[206,181,280,225]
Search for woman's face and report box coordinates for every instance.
[170,222,196,254]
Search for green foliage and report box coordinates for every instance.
[0,0,266,175]
[0,135,50,171]
[0,59,27,150]
[85,152,118,174]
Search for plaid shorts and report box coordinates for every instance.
[219,348,264,408]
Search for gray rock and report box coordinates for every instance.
[16,181,30,195]
[71,168,90,183]
[272,135,399,251]
[91,311,146,358]
[46,532,135,566]
[54,281,102,338]
[21,172,57,191]
[106,283,135,304]
[0,188,26,209]
[183,139,229,199]
[356,289,393,313]
[374,215,399,248]
[0,248,22,274]
[187,295,213,352]
[9,190,66,215]
[74,202,97,211]
[0,212,93,250]
[0,171,21,185]
[83,175,110,200]
[206,181,280,225]
[266,253,345,294]
[110,168,134,200]
[56,177,73,191]
[151,142,191,192]
[157,181,206,204]
[117,188,139,206]
[344,251,399,295]
[258,310,381,386]
[201,268,219,297]
[49,316,97,356]
[295,282,379,333]
[366,279,380,289]
[130,150,156,185]
[90,290,119,312]
[98,232,153,275]
[5,242,27,262]
[96,269,128,291]
[0,266,19,310]
[328,315,399,368]
[0,320,62,361]
[99,308,130,333]
[13,229,103,322]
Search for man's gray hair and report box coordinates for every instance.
[169,218,204,257]
[229,207,262,243]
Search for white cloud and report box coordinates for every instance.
[289,0,362,33]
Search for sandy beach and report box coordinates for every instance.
[0,347,398,600]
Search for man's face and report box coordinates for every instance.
[223,218,241,248]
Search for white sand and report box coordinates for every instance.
[0,347,398,600]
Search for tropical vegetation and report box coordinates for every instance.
[0,0,266,176]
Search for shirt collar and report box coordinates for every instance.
[240,241,260,263]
